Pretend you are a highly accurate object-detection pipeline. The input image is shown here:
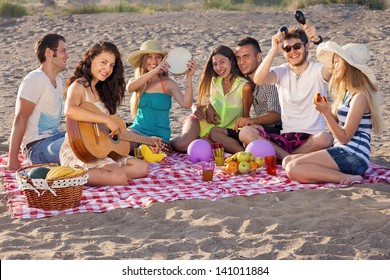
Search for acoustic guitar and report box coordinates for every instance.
[66,102,172,163]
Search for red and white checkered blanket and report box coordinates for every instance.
[1,152,389,219]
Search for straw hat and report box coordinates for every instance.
[127,40,167,68]
[316,41,376,85]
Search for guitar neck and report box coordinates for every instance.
[119,131,158,146]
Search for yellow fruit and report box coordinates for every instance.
[140,144,165,163]
[231,152,239,161]
[67,169,85,178]
[224,156,233,164]
[45,166,75,180]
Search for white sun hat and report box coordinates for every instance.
[317,41,377,85]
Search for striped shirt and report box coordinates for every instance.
[246,76,282,128]
[334,92,372,165]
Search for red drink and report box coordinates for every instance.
[264,156,277,175]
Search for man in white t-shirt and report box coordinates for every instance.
[7,34,69,170]
[239,25,333,160]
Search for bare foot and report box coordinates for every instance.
[340,175,363,186]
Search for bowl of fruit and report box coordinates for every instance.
[223,151,264,176]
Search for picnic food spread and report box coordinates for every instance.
[224,151,264,175]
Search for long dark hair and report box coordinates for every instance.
[65,42,125,114]
[198,45,243,105]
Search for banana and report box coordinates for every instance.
[225,152,242,164]
[67,169,85,178]
[46,166,75,180]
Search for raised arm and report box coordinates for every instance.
[304,24,332,82]
[169,59,197,109]
[126,60,170,93]
[253,32,281,86]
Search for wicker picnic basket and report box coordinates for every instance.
[16,163,88,211]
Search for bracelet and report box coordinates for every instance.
[313,35,323,45]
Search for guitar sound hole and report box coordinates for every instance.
[111,134,119,141]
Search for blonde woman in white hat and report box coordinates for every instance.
[126,40,196,144]
[283,41,383,185]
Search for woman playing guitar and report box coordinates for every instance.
[60,42,161,186]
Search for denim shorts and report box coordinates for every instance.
[327,146,368,175]
[25,131,65,165]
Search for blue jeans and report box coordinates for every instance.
[26,132,65,164]
[327,146,368,175]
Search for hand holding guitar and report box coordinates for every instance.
[67,102,172,163]
[105,117,122,138]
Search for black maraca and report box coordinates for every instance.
[294,10,306,25]
[279,25,288,34]
[294,9,323,45]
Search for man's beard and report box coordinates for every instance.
[290,50,308,67]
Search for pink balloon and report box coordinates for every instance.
[187,139,212,163]
[245,139,275,158]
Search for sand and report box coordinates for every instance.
[0,4,389,260]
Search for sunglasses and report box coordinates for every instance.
[282,42,303,53]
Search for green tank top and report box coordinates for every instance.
[131,92,172,142]
[199,76,247,137]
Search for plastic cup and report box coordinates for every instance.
[202,161,215,182]
[133,147,144,160]
[264,155,277,175]
[214,156,225,166]
[212,146,225,167]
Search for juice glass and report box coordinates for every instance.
[202,162,215,182]
[264,155,277,175]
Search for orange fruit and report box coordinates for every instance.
[226,161,238,174]
[249,161,258,170]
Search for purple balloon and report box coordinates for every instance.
[187,139,212,163]
[245,140,275,158]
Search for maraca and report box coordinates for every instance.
[294,10,306,25]
[294,9,323,45]
[279,25,288,34]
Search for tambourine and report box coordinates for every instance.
[165,47,192,75]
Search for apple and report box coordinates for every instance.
[255,157,264,168]
[238,161,250,174]
[237,152,250,162]
[248,152,255,162]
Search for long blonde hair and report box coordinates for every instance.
[129,54,168,119]
[330,55,383,134]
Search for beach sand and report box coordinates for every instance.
[0,4,389,260]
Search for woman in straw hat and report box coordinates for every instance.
[126,40,196,144]
[283,41,383,185]
[60,42,152,186]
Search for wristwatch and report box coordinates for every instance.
[313,35,323,45]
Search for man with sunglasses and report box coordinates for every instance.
[208,37,282,154]
[7,34,69,170]
[239,25,333,160]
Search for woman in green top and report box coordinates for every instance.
[171,45,254,152]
